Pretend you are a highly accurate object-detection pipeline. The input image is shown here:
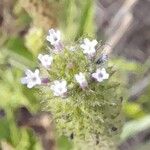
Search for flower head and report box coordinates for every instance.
[21,69,41,88]
[46,29,61,46]
[50,80,67,97]
[92,68,109,82]
[38,54,53,69]
[80,38,98,57]
[75,72,88,89]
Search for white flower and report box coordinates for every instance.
[50,80,67,97]
[75,72,88,89]
[80,38,98,57]
[38,54,53,69]
[92,68,109,82]
[21,69,41,88]
[46,29,61,46]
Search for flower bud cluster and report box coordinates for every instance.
[21,29,122,147]
[21,28,109,98]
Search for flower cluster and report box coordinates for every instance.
[21,29,123,148]
[21,28,109,98]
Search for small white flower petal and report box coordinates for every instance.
[35,69,39,75]
[25,69,33,76]
[56,30,61,38]
[91,73,97,79]
[21,77,28,84]
[92,68,109,82]
[36,77,42,85]
[97,77,103,82]
[38,54,53,69]
[101,68,106,72]
[80,44,88,50]
[46,28,61,46]
[46,36,51,42]
[21,69,41,88]
[27,82,34,89]
[75,72,88,88]
[50,85,55,90]
[38,54,42,60]
[61,80,67,86]
[91,40,98,47]
[50,80,67,97]
[84,38,90,45]
[104,73,109,79]
[54,80,60,85]
[80,38,98,57]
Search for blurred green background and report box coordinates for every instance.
[0,0,150,150]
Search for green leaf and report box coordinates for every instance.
[6,37,33,60]
[121,115,150,140]
[58,135,73,150]
[75,0,94,40]
[0,118,10,139]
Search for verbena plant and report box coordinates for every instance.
[21,29,123,149]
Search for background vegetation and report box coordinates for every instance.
[0,0,150,150]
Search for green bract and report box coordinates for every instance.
[48,49,89,82]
